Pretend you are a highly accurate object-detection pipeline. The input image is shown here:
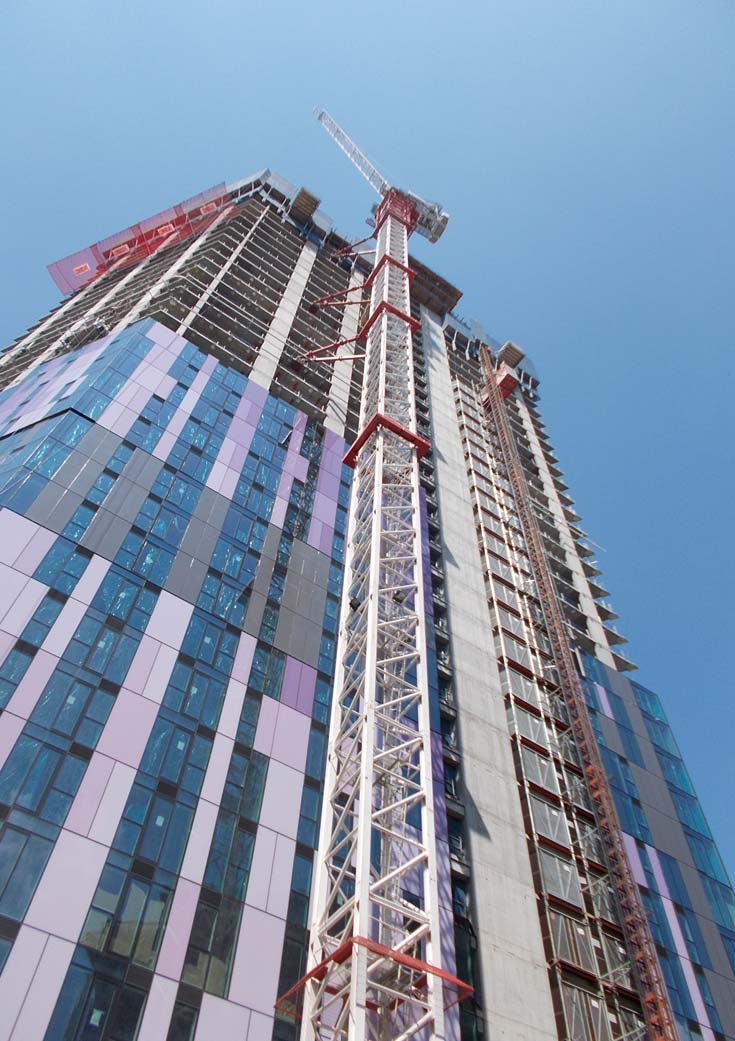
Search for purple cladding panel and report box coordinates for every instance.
[280,656,317,718]
[622,833,648,889]
[594,682,615,719]
[0,713,25,773]
[136,976,178,1041]
[246,827,279,912]
[306,432,345,548]
[229,906,286,1016]
[25,832,108,942]
[194,994,251,1040]
[0,927,74,1041]
[0,510,43,566]
[64,753,115,837]
[156,878,200,981]
[271,703,311,772]
[259,760,303,841]
[95,689,160,769]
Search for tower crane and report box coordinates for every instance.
[276,113,468,1040]
[316,110,449,243]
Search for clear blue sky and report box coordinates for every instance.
[1,1,733,870]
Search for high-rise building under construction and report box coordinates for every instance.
[0,166,732,1041]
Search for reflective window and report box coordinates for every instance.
[20,591,65,647]
[248,644,285,699]
[140,717,211,796]
[521,745,559,794]
[112,785,193,874]
[32,669,115,746]
[0,823,53,924]
[35,538,92,594]
[163,661,227,730]
[166,1003,198,1041]
[550,911,596,974]
[92,570,157,632]
[43,954,146,1041]
[81,867,171,969]
[0,736,86,823]
[0,646,35,709]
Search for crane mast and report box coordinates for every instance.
[276,120,467,1040]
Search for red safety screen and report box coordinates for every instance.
[47,182,228,295]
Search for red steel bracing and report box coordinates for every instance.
[304,255,419,363]
[275,937,472,1020]
[479,348,677,1041]
[279,186,469,1041]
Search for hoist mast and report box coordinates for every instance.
[276,117,468,1040]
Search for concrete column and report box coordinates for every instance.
[324,269,363,438]
[248,240,318,392]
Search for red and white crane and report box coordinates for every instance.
[276,112,468,1041]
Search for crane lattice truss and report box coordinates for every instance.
[276,190,469,1041]
[480,350,678,1041]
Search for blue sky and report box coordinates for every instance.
[1,0,733,870]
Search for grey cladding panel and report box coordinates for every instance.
[54,449,105,499]
[645,805,694,864]
[196,488,231,532]
[124,450,163,489]
[80,511,131,560]
[27,484,83,532]
[243,591,267,638]
[165,555,208,604]
[290,539,331,590]
[630,763,676,818]
[599,715,624,757]
[103,478,150,524]
[260,524,282,564]
[705,971,735,1038]
[251,550,276,598]
[178,518,220,567]
[274,608,321,668]
[75,425,123,466]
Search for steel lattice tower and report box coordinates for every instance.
[278,189,468,1040]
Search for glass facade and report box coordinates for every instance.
[584,655,735,1040]
[0,319,360,1040]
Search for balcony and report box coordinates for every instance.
[612,647,636,672]
[438,684,455,710]
[602,622,627,647]
[434,618,450,644]
[437,651,453,677]
[588,577,610,600]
